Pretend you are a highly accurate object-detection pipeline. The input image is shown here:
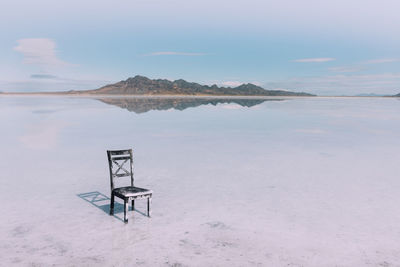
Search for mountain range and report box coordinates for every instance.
[77,75,314,96]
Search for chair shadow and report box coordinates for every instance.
[77,191,147,222]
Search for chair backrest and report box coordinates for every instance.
[107,149,134,191]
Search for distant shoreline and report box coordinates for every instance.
[0,93,307,100]
[0,92,395,98]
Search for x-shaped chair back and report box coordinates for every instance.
[107,149,134,191]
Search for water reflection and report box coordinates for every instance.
[96,97,284,113]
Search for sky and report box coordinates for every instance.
[1,0,400,95]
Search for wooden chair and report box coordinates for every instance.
[107,149,152,223]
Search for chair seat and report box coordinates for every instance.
[113,186,153,198]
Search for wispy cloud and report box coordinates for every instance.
[30,74,58,79]
[328,58,400,73]
[14,38,74,69]
[295,128,326,134]
[293,57,335,63]
[328,66,364,73]
[364,58,400,64]
[143,51,207,56]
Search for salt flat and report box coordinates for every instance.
[1,96,400,266]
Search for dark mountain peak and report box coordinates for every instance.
[235,83,263,90]
[173,79,187,83]
[133,75,149,80]
[126,75,151,83]
[172,79,192,86]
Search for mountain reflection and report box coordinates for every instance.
[96,97,284,114]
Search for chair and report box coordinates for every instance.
[107,149,153,223]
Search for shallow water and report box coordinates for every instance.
[1,96,400,266]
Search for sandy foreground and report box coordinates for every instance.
[0,96,400,266]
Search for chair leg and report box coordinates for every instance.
[147,196,152,217]
[131,199,135,211]
[109,192,114,215]
[124,198,128,223]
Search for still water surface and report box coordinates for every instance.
[1,96,400,266]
